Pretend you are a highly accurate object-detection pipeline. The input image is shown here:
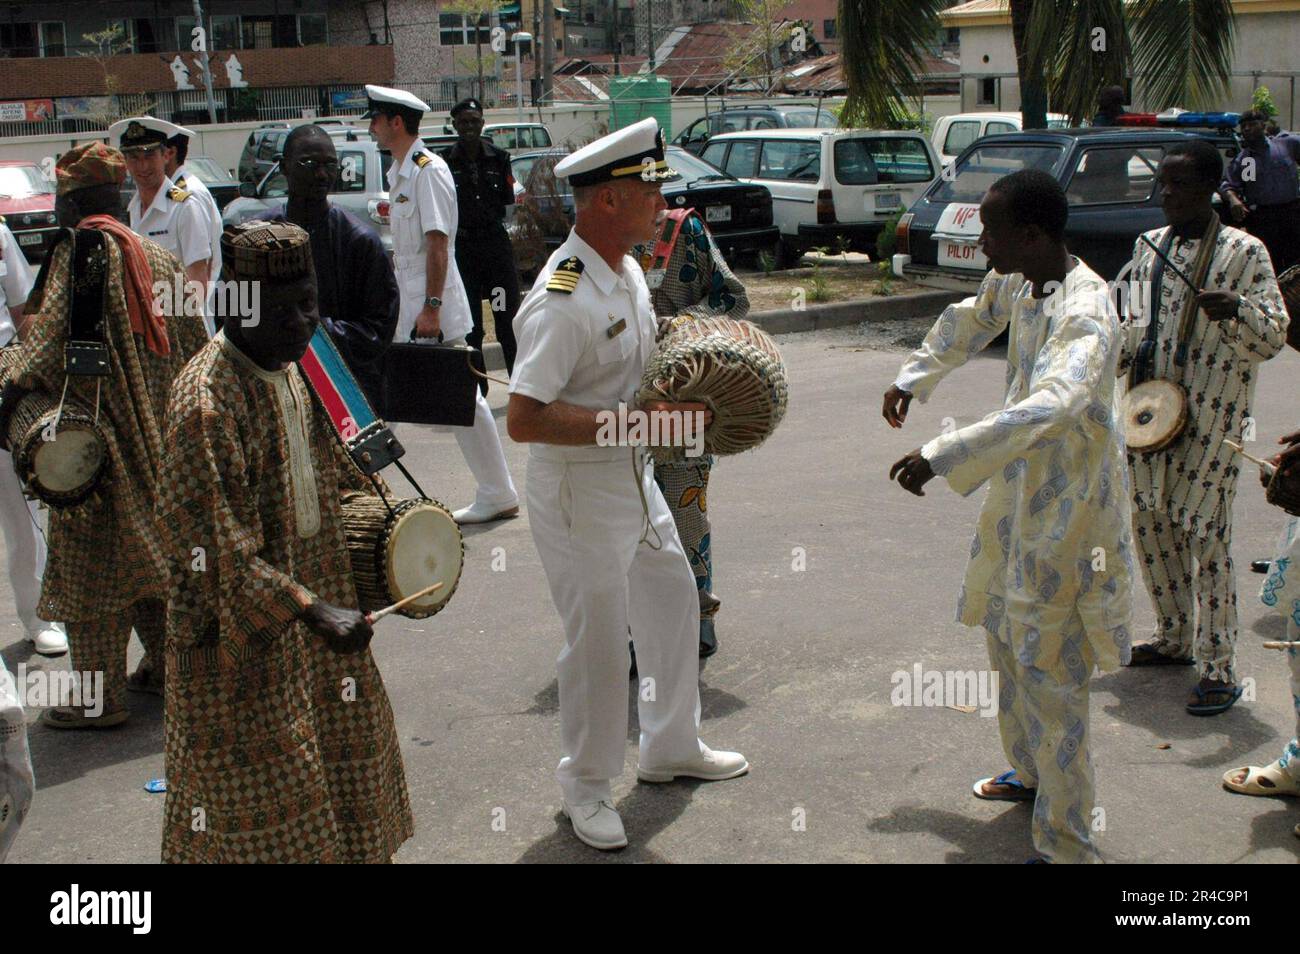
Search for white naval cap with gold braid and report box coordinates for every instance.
[554,117,681,188]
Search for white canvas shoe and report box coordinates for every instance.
[26,622,67,656]
[452,501,519,525]
[637,744,750,784]
[560,799,627,851]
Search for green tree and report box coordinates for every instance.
[1011,0,1238,128]
[837,1,950,128]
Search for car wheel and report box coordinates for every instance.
[773,237,804,270]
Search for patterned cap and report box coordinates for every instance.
[220,220,314,282]
[55,141,127,196]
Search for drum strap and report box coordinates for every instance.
[639,208,692,289]
[298,325,404,477]
[65,230,111,377]
[1132,213,1220,387]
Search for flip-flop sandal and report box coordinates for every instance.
[1127,643,1195,666]
[973,769,1037,802]
[1221,761,1300,797]
[39,706,129,730]
[1186,684,1243,716]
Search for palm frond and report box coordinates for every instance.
[1128,0,1236,110]
[839,0,949,128]
[1030,0,1128,125]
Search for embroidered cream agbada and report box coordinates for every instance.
[894,262,1135,672]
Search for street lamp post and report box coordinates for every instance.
[511,31,533,123]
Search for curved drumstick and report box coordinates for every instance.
[366,582,444,624]
[1223,438,1277,476]
[1262,641,1300,650]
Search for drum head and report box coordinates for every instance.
[1125,379,1187,452]
[31,427,105,494]
[386,501,463,619]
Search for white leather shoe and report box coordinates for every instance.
[560,798,627,850]
[452,501,519,525]
[27,622,68,656]
[638,744,750,784]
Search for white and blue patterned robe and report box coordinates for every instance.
[895,262,1135,673]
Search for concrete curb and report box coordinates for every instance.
[480,289,962,371]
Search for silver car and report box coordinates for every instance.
[222,137,395,252]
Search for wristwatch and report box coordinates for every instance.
[424,296,442,309]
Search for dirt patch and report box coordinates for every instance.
[739,264,925,314]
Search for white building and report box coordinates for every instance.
[944,0,1300,128]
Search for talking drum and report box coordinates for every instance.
[1278,263,1300,324]
[1265,465,1300,517]
[637,316,788,459]
[1123,379,1188,453]
[7,391,109,508]
[342,495,464,619]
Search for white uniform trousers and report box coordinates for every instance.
[527,449,704,804]
[0,452,48,633]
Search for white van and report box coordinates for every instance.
[700,128,940,268]
[932,111,1071,166]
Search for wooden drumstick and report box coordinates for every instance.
[1262,641,1300,650]
[366,582,444,624]
[1223,439,1277,476]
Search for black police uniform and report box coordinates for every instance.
[439,136,521,390]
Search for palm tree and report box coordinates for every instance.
[1012,0,1238,128]
[838,1,951,128]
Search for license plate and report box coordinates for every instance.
[872,192,901,212]
[705,205,731,223]
[17,232,41,246]
[938,241,986,270]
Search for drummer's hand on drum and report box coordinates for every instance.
[1194,291,1241,322]
[882,385,913,429]
[889,447,934,496]
[300,599,374,654]
[641,399,713,445]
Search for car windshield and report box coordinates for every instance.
[781,109,839,129]
[929,144,1064,203]
[0,166,54,197]
[667,149,733,182]
[185,157,234,185]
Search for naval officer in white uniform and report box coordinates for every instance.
[0,219,66,655]
[156,122,222,335]
[507,118,748,851]
[111,118,211,329]
[365,84,518,524]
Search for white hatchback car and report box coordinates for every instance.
[932,111,1070,166]
[700,128,940,268]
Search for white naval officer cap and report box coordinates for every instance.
[363,84,431,118]
[554,117,681,188]
[109,116,196,152]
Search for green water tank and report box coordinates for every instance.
[609,75,673,136]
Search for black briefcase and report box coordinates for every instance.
[379,340,482,427]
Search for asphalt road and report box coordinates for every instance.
[5,316,1300,864]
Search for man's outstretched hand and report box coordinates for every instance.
[890,448,934,496]
[882,385,913,429]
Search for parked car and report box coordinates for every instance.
[237,122,367,183]
[674,103,839,155]
[892,126,1241,292]
[223,138,395,252]
[509,145,778,278]
[931,111,1070,166]
[0,160,59,264]
[699,128,940,268]
[434,122,548,154]
[122,155,240,213]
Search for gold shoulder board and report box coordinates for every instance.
[546,256,585,294]
[168,186,190,201]
[414,152,432,168]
